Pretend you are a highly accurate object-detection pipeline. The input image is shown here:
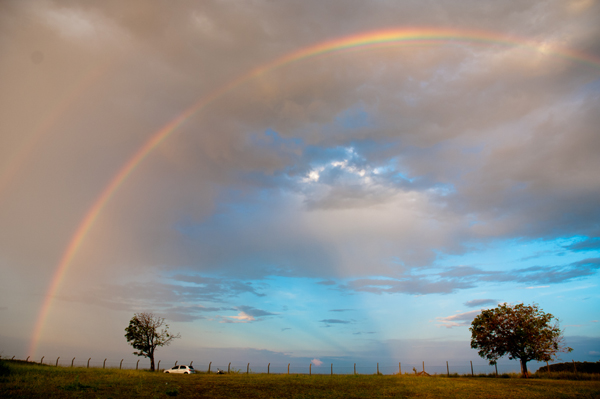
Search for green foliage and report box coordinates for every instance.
[124,312,180,371]
[470,303,572,375]
[166,387,179,396]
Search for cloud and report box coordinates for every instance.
[3,0,600,362]
[565,238,600,252]
[316,280,336,286]
[342,277,473,295]
[311,358,323,366]
[436,310,482,328]
[234,305,277,318]
[319,319,352,328]
[221,311,256,323]
[219,306,277,323]
[319,319,351,324]
[464,299,497,308]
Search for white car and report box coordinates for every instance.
[164,365,196,374]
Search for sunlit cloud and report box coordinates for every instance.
[436,310,482,329]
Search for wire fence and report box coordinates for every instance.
[2,355,527,375]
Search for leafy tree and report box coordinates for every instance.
[470,303,571,376]
[125,312,180,371]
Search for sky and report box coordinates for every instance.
[1,0,599,373]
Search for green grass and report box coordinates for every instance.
[1,360,599,398]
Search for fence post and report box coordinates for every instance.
[40,356,44,364]
[423,361,425,373]
[268,363,270,374]
[175,361,178,366]
[247,363,249,374]
[157,360,161,371]
[495,362,498,377]
[309,363,311,376]
[470,361,473,376]
[87,358,91,368]
[12,356,15,360]
[399,362,401,375]
[331,363,333,376]
[354,363,356,375]
[56,357,60,367]
[208,361,211,374]
[136,359,139,370]
[103,359,107,369]
[190,361,193,367]
[377,363,379,375]
[72,358,76,368]
[288,363,290,375]
[228,362,231,373]
[447,361,449,377]
[546,361,549,373]
[26,356,30,362]
[120,359,123,369]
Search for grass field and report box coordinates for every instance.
[1,360,599,398]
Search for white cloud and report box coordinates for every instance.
[311,358,323,366]
[222,312,255,323]
[436,310,482,329]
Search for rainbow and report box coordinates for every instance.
[28,27,600,356]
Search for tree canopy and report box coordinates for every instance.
[125,312,180,371]
[470,303,571,376]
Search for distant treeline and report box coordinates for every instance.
[538,361,600,374]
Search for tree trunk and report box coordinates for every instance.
[520,359,528,377]
[150,355,155,371]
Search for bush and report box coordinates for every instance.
[0,360,10,377]
[537,361,600,374]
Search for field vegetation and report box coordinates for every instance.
[1,359,599,398]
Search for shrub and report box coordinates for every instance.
[0,360,10,377]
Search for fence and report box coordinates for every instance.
[1,355,528,375]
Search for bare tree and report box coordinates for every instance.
[125,312,180,371]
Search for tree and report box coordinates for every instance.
[470,303,571,376]
[125,312,180,371]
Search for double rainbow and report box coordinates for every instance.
[29,27,600,356]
